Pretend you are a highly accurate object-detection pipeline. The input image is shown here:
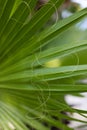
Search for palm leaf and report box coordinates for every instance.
[0,0,87,129]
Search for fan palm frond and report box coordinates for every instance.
[0,0,87,129]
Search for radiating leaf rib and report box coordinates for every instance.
[0,0,64,65]
[19,7,87,54]
[10,0,64,45]
[1,84,87,93]
[8,40,87,71]
[1,7,87,70]
[0,39,87,75]
[0,102,29,130]
[0,0,37,58]
[6,100,49,130]
[32,40,87,65]
[23,106,72,130]
[0,92,72,130]
[0,0,15,35]
[10,0,22,16]
[0,0,7,18]
[52,112,87,124]
[1,65,87,81]
[10,102,50,130]
[0,108,10,130]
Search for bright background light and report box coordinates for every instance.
[72,0,87,8]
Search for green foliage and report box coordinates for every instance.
[0,0,87,129]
